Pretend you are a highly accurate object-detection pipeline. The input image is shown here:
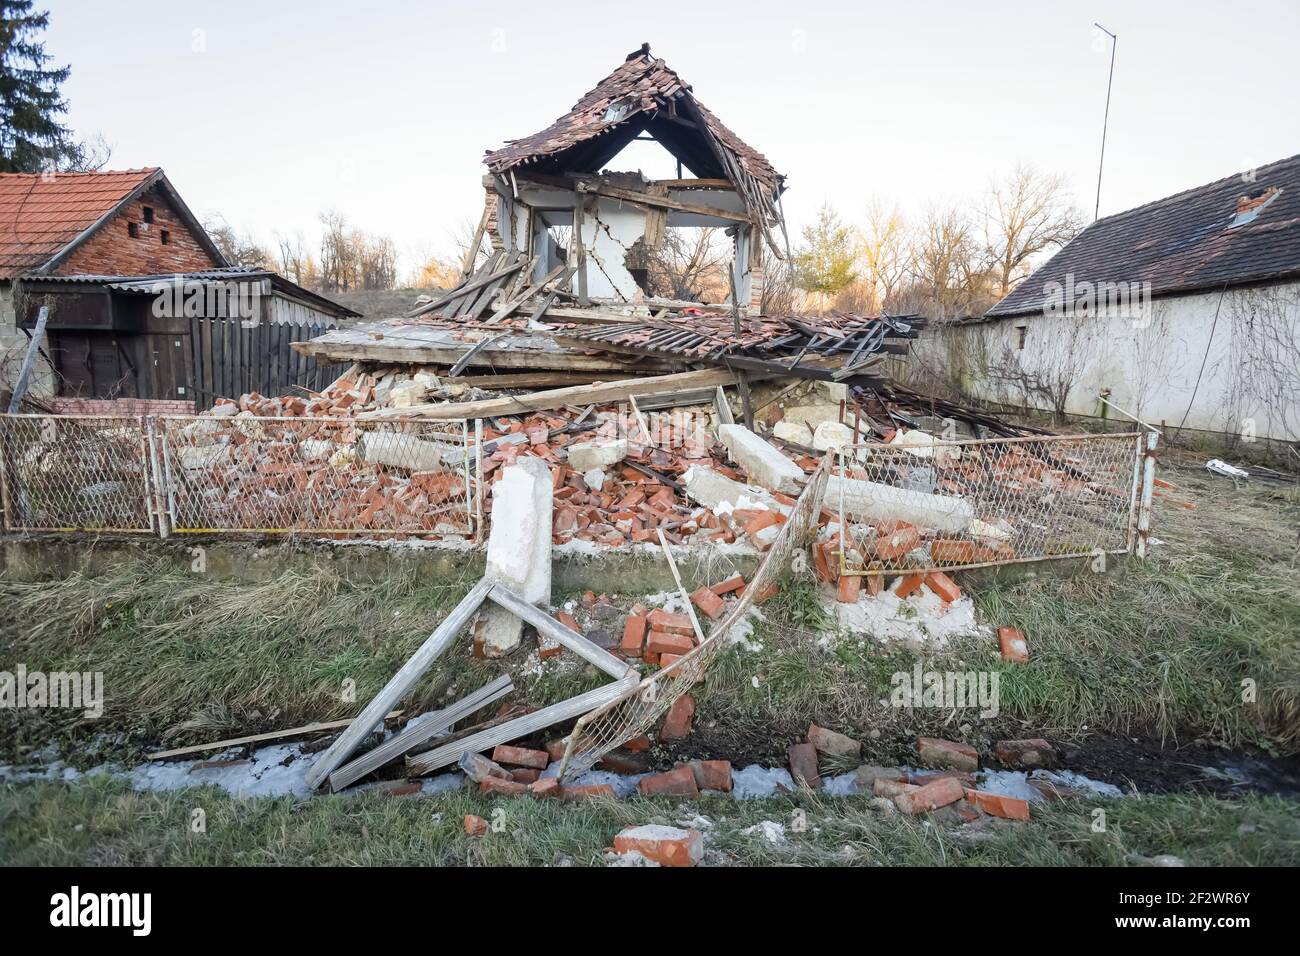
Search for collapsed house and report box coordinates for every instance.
[0,45,1161,799]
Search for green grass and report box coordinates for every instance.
[2,777,1295,866]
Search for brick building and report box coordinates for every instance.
[0,168,356,410]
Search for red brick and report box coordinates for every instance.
[543,739,569,763]
[620,613,648,657]
[510,768,541,784]
[994,738,1055,768]
[874,521,921,561]
[924,571,961,603]
[647,609,694,636]
[530,776,561,797]
[658,653,684,668]
[916,737,979,772]
[646,630,693,658]
[491,745,550,770]
[873,778,919,798]
[622,734,651,753]
[709,573,746,596]
[894,776,964,814]
[894,574,925,598]
[659,693,695,740]
[686,759,732,792]
[930,539,977,564]
[612,825,703,867]
[690,586,726,621]
[464,814,489,836]
[788,742,822,790]
[554,610,581,632]
[479,776,528,796]
[964,788,1031,821]
[637,765,699,797]
[750,582,779,604]
[998,626,1029,663]
[836,574,861,603]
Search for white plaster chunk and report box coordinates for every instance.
[567,438,627,472]
[718,424,804,494]
[823,475,974,533]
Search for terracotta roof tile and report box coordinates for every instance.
[0,168,159,278]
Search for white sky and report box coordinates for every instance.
[43,0,1300,276]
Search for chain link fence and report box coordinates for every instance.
[0,413,482,541]
[158,416,479,538]
[0,414,156,533]
[559,458,831,778]
[832,432,1146,577]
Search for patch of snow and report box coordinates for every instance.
[730,764,796,799]
[742,820,787,844]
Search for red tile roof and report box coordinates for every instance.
[0,168,161,278]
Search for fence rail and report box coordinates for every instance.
[832,431,1146,577]
[0,413,481,540]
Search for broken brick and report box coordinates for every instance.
[561,783,617,800]
[646,630,693,658]
[836,574,861,603]
[894,574,925,598]
[530,776,561,797]
[612,825,703,867]
[464,814,489,836]
[709,573,746,596]
[924,571,961,603]
[647,608,694,636]
[637,764,699,797]
[690,586,726,620]
[686,759,732,792]
[492,744,550,770]
[479,776,529,796]
[894,776,964,814]
[994,738,1056,768]
[807,723,861,759]
[964,788,1031,821]
[998,626,1029,663]
[916,737,979,772]
[621,611,648,657]
[788,742,822,790]
[659,693,695,740]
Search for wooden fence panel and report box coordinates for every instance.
[188,317,347,411]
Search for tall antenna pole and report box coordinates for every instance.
[1094,23,1117,220]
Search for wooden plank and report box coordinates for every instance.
[304,578,494,790]
[361,367,739,421]
[405,676,636,776]
[409,252,517,317]
[484,264,568,325]
[714,385,735,425]
[577,180,751,223]
[450,371,608,390]
[448,332,509,377]
[145,711,405,761]
[574,193,588,307]
[328,674,514,791]
[292,339,662,373]
[487,584,633,679]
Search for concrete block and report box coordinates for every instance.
[718,424,804,494]
[482,457,552,657]
[682,465,777,513]
[812,420,855,451]
[823,476,974,533]
[567,438,627,472]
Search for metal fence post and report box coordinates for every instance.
[1135,429,1159,558]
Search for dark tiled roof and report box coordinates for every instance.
[988,154,1300,317]
[483,44,782,198]
[0,168,161,278]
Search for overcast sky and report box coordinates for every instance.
[43,0,1300,276]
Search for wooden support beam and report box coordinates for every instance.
[304,578,494,790]
[145,711,405,762]
[327,674,514,792]
[405,676,637,776]
[362,367,739,421]
[576,180,751,224]
[574,193,589,307]
[487,585,633,680]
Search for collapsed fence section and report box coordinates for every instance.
[0,413,157,533]
[158,416,480,538]
[559,459,831,778]
[0,413,483,541]
[832,431,1147,577]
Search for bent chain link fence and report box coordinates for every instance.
[0,413,482,540]
[159,416,480,538]
[559,458,831,779]
[832,432,1145,577]
[0,414,156,532]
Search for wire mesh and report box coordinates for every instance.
[832,432,1143,576]
[158,415,478,538]
[0,414,155,532]
[559,457,831,778]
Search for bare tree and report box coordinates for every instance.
[317,211,398,293]
[203,214,272,270]
[984,164,1084,298]
[642,227,730,303]
[274,231,317,287]
[904,203,991,319]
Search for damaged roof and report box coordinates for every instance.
[988,153,1300,318]
[483,43,784,204]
